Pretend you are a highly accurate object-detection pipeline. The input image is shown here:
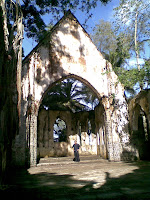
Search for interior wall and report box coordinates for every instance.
[37,108,104,158]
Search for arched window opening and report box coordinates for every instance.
[53,118,67,142]
[88,120,92,145]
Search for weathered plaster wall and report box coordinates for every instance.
[37,109,72,157]
[95,104,107,159]
[37,109,98,158]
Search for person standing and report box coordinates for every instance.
[72,140,80,162]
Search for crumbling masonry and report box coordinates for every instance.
[12,11,139,167]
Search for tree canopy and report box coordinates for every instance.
[41,78,99,112]
[4,0,111,42]
[92,0,150,97]
[114,0,150,70]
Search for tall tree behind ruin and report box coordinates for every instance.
[92,1,150,97]
[92,20,137,96]
[114,0,150,91]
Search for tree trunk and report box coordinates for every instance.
[0,0,9,52]
[135,11,140,72]
[0,0,23,184]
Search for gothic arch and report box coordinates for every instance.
[37,73,101,116]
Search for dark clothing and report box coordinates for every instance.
[74,151,80,162]
[72,143,80,152]
[72,143,80,162]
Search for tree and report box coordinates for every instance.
[92,20,131,69]
[114,0,150,69]
[41,78,99,112]
[5,0,109,42]
[92,2,150,96]
[92,20,117,56]
[0,0,23,183]
[114,0,150,91]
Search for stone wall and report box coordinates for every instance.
[37,109,99,158]
[95,104,107,159]
[129,89,150,160]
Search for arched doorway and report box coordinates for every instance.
[37,76,107,162]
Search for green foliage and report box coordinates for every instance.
[113,0,150,93]
[92,20,131,69]
[114,0,150,62]
[41,78,99,112]
[114,60,150,93]
[92,1,150,97]
[6,0,110,42]
[92,19,117,55]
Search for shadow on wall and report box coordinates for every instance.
[31,14,87,94]
[2,161,150,200]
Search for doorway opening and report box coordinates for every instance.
[37,76,106,159]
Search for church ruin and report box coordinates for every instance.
[12,11,139,167]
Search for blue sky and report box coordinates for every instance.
[23,0,120,57]
[22,0,149,64]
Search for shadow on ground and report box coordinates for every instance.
[1,161,150,200]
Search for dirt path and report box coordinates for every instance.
[1,156,150,199]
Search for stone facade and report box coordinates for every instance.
[12,11,137,167]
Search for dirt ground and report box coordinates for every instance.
[1,155,150,199]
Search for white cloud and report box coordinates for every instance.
[129,58,145,66]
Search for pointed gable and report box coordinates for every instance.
[23,10,103,63]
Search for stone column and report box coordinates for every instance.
[27,96,37,167]
[102,97,114,161]
[105,110,114,161]
[30,113,37,167]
